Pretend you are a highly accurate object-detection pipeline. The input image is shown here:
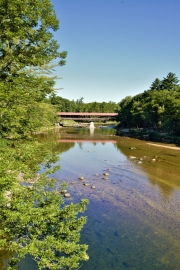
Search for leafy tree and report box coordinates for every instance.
[118,73,180,133]
[0,140,89,270]
[118,96,133,128]
[0,1,89,269]
[0,0,67,137]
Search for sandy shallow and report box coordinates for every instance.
[147,142,180,150]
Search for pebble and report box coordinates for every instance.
[129,156,136,159]
[103,177,108,180]
[84,183,90,186]
[64,193,71,198]
[103,173,109,176]
[79,176,84,180]
[60,190,67,194]
[91,185,96,189]
[137,161,142,164]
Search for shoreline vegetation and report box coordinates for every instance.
[116,127,180,146]
[53,119,180,147]
[49,72,180,145]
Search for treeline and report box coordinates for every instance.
[118,72,180,135]
[49,96,119,112]
[50,72,180,135]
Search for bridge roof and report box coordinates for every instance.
[57,112,118,116]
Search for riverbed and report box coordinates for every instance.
[19,127,180,269]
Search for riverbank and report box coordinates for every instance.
[116,128,180,146]
[59,119,118,128]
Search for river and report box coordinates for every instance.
[13,127,180,269]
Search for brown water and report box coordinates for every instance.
[3,127,180,270]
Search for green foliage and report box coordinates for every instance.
[0,0,67,138]
[60,119,77,127]
[0,140,89,270]
[118,72,180,134]
[0,1,89,269]
[49,94,119,113]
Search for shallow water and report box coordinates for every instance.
[3,127,180,269]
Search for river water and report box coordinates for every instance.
[11,127,180,269]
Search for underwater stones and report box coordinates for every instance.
[129,156,136,159]
[64,193,71,198]
[79,176,84,180]
[91,185,96,189]
[103,177,108,180]
[130,147,136,150]
[137,161,142,164]
[84,183,90,186]
[103,173,109,176]
[60,189,67,194]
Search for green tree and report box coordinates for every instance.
[0,140,89,270]
[150,78,162,90]
[161,72,179,90]
[118,96,133,128]
[0,0,67,137]
[0,1,89,269]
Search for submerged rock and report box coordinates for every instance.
[84,183,90,186]
[91,185,96,189]
[64,193,71,198]
[60,190,67,194]
[103,173,109,176]
[129,156,136,159]
[79,176,84,180]
[137,161,142,164]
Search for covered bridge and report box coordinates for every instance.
[57,112,118,122]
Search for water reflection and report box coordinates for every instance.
[114,137,180,196]
[14,127,180,269]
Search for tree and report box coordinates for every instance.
[118,96,133,128]
[0,1,89,269]
[0,0,67,137]
[161,72,179,90]
[150,78,162,90]
[0,140,89,270]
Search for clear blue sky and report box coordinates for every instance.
[51,0,180,103]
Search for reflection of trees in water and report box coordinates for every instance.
[78,142,83,149]
[37,129,180,198]
[35,132,75,154]
[113,142,177,198]
[55,142,75,154]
